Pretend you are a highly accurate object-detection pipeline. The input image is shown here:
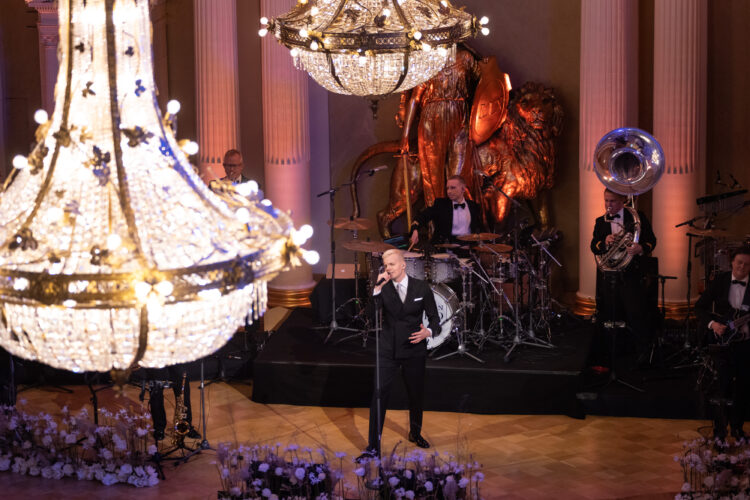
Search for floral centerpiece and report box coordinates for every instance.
[0,401,159,487]
[676,436,750,498]
[353,443,484,500]
[215,442,343,499]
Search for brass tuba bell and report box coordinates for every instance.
[593,127,665,271]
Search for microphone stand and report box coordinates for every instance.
[317,168,387,344]
[494,189,554,362]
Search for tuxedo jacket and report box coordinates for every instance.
[375,277,441,359]
[411,198,482,243]
[590,208,656,273]
[695,272,750,332]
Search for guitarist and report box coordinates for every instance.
[695,245,750,439]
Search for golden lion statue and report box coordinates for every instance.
[350,74,563,238]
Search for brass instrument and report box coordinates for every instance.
[172,372,190,446]
[593,128,664,271]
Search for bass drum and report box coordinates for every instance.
[425,283,459,350]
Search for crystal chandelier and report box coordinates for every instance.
[0,0,315,374]
[260,0,489,97]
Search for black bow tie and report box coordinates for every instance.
[454,203,466,210]
[605,213,621,221]
[732,279,747,286]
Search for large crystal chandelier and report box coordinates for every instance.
[0,0,314,374]
[260,0,489,97]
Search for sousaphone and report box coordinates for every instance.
[593,127,665,271]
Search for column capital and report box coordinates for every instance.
[25,0,58,16]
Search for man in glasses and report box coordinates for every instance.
[221,149,248,184]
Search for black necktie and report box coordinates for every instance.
[732,279,747,286]
[605,213,621,221]
[454,203,466,210]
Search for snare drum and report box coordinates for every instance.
[425,283,459,350]
[403,251,426,280]
[429,253,457,283]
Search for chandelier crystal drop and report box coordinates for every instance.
[0,0,309,373]
[261,0,489,97]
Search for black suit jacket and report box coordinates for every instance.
[375,277,441,359]
[695,272,750,332]
[411,198,482,244]
[590,208,656,270]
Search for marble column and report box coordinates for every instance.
[26,0,59,115]
[575,0,639,316]
[193,0,240,183]
[261,0,315,307]
[651,0,707,317]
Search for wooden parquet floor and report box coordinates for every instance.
[0,381,703,499]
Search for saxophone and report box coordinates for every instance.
[172,372,190,446]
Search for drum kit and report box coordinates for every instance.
[328,220,564,362]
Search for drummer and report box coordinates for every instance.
[409,175,484,249]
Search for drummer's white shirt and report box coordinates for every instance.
[451,200,471,236]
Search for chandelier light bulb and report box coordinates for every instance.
[422,43,432,52]
[259,28,268,37]
[154,280,174,298]
[299,28,309,39]
[63,299,77,308]
[310,7,319,15]
[106,233,122,250]
[260,16,268,25]
[310,40,319,51]
[303,250,320,265]
[12,278,29,291]
[413,31,422,40]
[479,16,489,25]
[481,27,490,36]
[183,140,199,155]
[134,281,152,302]
[198,289,222,301]
[12,155,28,170]
[382,8,391,17]
[290,47,300,58]
[45,207,65,224]
[437,46,448,56]
[299,224,314,241]
[358,55,367,66]
[34,109,49,124]
[166,99,181,115]
[236,207,251,223]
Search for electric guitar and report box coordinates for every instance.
[712,311,750,345]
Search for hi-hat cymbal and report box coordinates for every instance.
[457,232,502,242]
[435,243,461,249]
[689,227,732,239]
[330,217,371,231]
[342,240,395,253]
[474,243,513,253]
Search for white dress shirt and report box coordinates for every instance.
[451,200,471,236]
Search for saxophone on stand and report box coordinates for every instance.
[172,372,190,446]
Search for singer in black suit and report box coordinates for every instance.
[410,175,482,246]
[590,188,657,363]
[364,249,441,456]
[695,245,750,439]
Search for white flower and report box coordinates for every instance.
[354,467,365,477]
[220,467,230,478]
[295,467,305,480]
[101,472,118,486]
[147,444,157,455]
[473,472,485,482]
[262,488,272,497]
[459,477,469,488]
[63,463,74,476]
[230,487,242,496]
[65,433,78,444]
[136,427,148,437]
[389,476,400,487]
[0,457,10,471]
[275,466,283,476]
[258,462,270,472]
[22,440,31,449]
[404,469,412,479]
[405,491,415,499]
[424,480,434,492]
[318,472,326,481]
[119,463,133,476]
[100,448,113,460]
[42,435,53,447]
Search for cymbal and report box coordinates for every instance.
[331,217,371,231]
[341,240,395,253]
[689,227,732,239]
[435,243,461,249]
[457,232,502,242]
[474,243,513,253]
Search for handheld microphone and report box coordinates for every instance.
[367,165,388,176]
[376,265,387,286]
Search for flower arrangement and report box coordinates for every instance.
[353,443,484,500]
[0,401,159,488]
[214,440,484,500]
[676,436,750,498]
[215,442,343,499]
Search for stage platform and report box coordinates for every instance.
[253,309,707,420]
[253,309,593,417]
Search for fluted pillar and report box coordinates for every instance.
[651,0,707,316]
[26,0,59,114]
[193,0,240,183]
[575,0,639,315]
[261,0,315,307]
